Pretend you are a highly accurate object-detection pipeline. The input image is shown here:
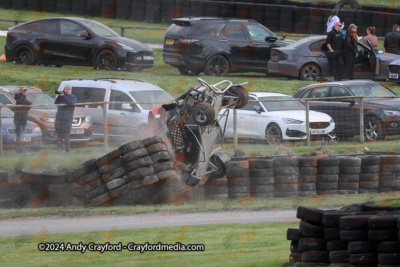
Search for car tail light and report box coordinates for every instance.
[271,51,288,62]
[179,39,199,44]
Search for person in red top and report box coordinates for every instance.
[363,26,378,51]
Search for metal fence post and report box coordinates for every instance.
[121,27,125,37]
[360,97,364,144]
[306,100,310,146]
[233,108,238,149]
[103,103,109,151]
[0,107,2,155]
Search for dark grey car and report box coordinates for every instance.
[268,36,400,81]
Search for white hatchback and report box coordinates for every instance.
[219,92,336,144]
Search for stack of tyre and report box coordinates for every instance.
[273,157,299,198]
[247,158,274,198]
[338,156,361,195]
[69,136,179,206]
[379,155,400,193]
[357,155,380,194]
[298,157,317,197]
[227,157,251,199]
[316,157,340,195]
[204,176,228,200]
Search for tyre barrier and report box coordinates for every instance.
[116,0,131,19]
[189,0,205,17]
[146,0,162,23]
[298,157,317,197]
[274,157,299,198]
[131,0,146,22]
[249,158,274,198]
[56,0,72,13]
[317,157,339,195]
[357,155,380,194]
[338,156,361,195]
[264,4,280,32]
[379,155,400,193]
[102,0,117,19]
[285,205,400,266]
[86,0,102,17]
[72,0,87,15]
[227,156,251,199]
[26,0,42,11]
[0,0,12,9]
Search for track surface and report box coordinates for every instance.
[0,209,299,236]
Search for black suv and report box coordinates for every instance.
[163,17,293,76]
[5,17,154,71]
[294,80,400,141]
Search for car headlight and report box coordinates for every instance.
[283,118,304,124]
[118,42,135,51]
[33,127,41,133]
[40,117,55,123]
[85,116,91,123]
[384,110,400,116]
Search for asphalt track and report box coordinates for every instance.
[0,209,299,236]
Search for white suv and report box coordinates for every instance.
[57,78,174,143]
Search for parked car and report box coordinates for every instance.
[218,92,335,144]
[57,78,174,143]
[268,36,396,81]
[163,17,293,76]
[5,17,154,71]
[387,58,400,83]
[1,107,42,150]
[0,86,93,144]
[294,80,400,141]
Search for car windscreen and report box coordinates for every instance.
[347,83,397,97]
[259,96,306,111]
[26,93,56,109]
[77,20,119,37]
[284,37,318,49]
[1,107,14,118]
[129,90,174,110]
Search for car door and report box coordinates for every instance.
[329,86,360,135]
[308,40,331,76]
[215,22,252,71]
[244,23,278,71]
[354,41,380,79]
[58,20,94,65]
[298,86,332,113]
[108,90,142,139]
[36,20,60,63]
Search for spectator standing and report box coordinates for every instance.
[327,9,344,33]
[344,24,359,80]
[384,24,400,54]
[363,26,378,51]
[55,85,76,152]
[326,22,345,81]
[14,86,32,153]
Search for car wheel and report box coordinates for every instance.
[364,116,384,141]
[223,86,249,109]
[265,123,283,145]
[96,50,118,71]
[178,67,201,76]
[192,102,215,126]
[300,63,321,81]
[204,54,230,76]
[13,45,35,65]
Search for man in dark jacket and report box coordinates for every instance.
[384,24,400,54]
[326,22,345,81]
[55,85,76,152]
[14,86,32,153]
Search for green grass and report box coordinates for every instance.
[0,221,295,266]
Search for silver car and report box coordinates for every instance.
[268,36,399,81]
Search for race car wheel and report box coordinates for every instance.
[178,67,201,76]
[265,123,283,145]
[14,45,36,65]
[192,102,215,126]
[209,151,230,179]
[223,86,249,109]
[364,116,383,141]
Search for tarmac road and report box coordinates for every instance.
[0,209,299,236]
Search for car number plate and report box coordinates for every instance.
[22,137,31,142]
[311,129,325,134]
[271,54,278,61]
[143,56,154,60]
[71,129,84,134]
[389,73,398,79]
[165,39,174,45]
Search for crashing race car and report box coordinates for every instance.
[145,78,249,190]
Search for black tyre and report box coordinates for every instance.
[339,166,361,174]
[334,0,359,11]
[192,102,215,126]
[109,182,132,199]
[227,169,250,179]
[125,166,155,180]
[296,206,324,225]
[82,177,104,192]
[13,45,35,65]
[141,175,159,187]
[228,185,250,194]
[340,229,369,242]
[95,149,120,167]
[359,174,379,182]
[118,140,144,156]
[209,151,230,179]
[265,123,283,145]
[124,156,152,172]
[299,175,317,183]
[364,116,384,141]
[327,240,348,251]
[298,183,316,191]
[317,157,340,167]
[300,167,317,175]
[380,164,400,172]
[252,176,275,185]
[275,180,299,190]
[204,54,229,76]
[205,186,228,195]
[250,168,274,177]
[71,159,97,178]
[318,166,339,175]
[226,86,249,109]
[106,177,130,191]
[368,215,400,229]
[102,166,126,183]
[146,143,168,155]
[291,241,299,253]
[348,241,376,253]
[96,50,118,71]
[76,168,101,186]
[88,192,113,207]
[349,253,377,265]
[299,157,318,167]
[249,159,273,169]
[142,136,163,147]
[338,174,360,182]
[228,177,250,186]
[368,229,398,242]
[318,174,338,182]
[299,220,324,238]
[378,253,400,265]
[149,151,171,164]
[178,66,201,76]
[340,214,372,230]
[153,161,173,173]
[274,157,299,167]
[253,185,274,193]
[377,241,400,253]
[338,182,359,190]
[85,184,109,199]
[339,156,361,167]
[380,155,400,165]
[298,238,326,252]
[301,250,329,263]
[357,155,380,166]
[275,167,299,176]
[316,182,338,190]
[380,180,400,188]
[299,63,321,80]
[287,228,305,241]
[121,148,149,163]
[324,227,341,240]
[290,253,302,262]
[329,250,349,263]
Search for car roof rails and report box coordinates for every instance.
[65,78,144,83]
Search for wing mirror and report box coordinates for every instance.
[265,36,278,42]
[341,98,356,105]
[253,105,263,114]
[121,103,131,110]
